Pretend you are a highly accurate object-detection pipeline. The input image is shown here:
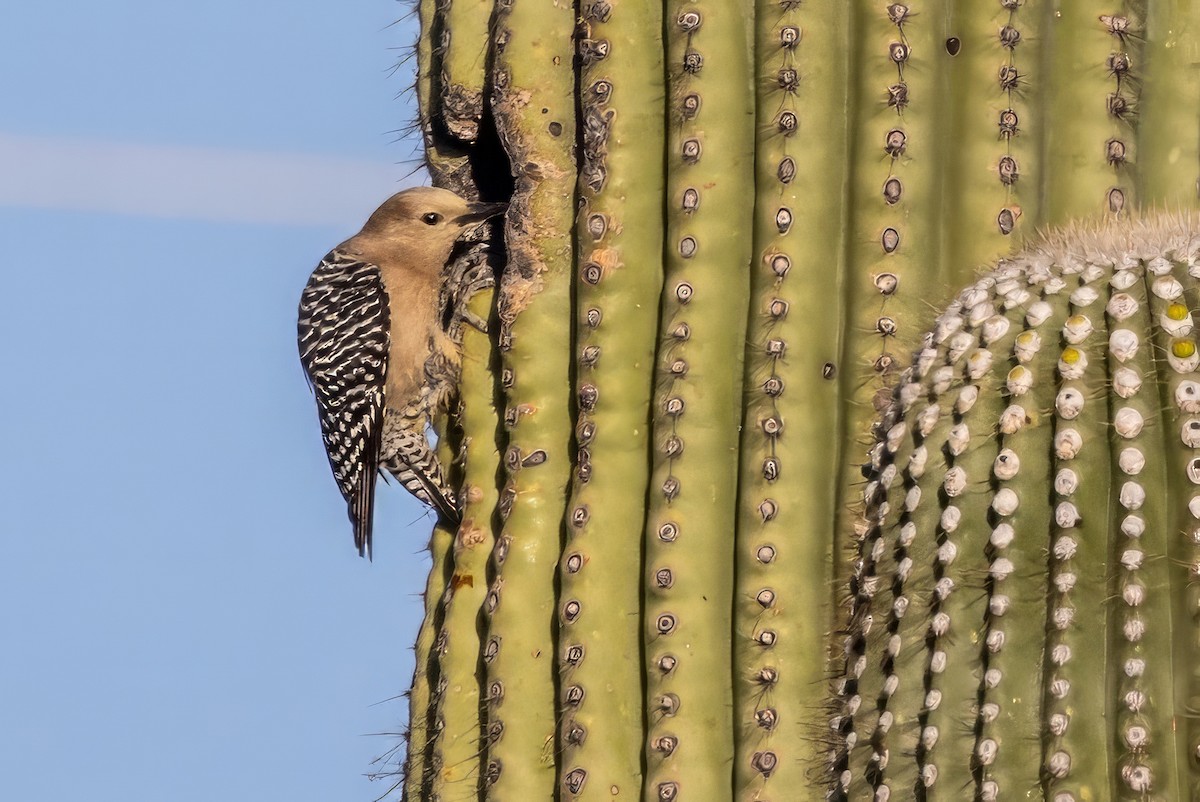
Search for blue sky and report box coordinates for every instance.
[0,3,441,799]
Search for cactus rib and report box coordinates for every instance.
[430,279,503,799]
[557,0,666,798]
[481,0,577,796]
[641,0,755,798]
[734,1,851,797]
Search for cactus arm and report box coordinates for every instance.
[732,2,850,797]
[1138,4,1200,205]
[848,498,903,802]
[841,469,900,802]
[1169,256,1200,799]
[888,304,970,801]
[403,522,456,801]
[430,287,502,797]
[556,0,666,799]
[482,0,576,797]
[872,290,1019,800]
[835,223,1200,802]
[837,316,969,801]
[641,1,755,798]
[439,0,491,142]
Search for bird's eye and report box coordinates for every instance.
[421,212,442,225]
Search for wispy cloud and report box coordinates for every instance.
[0,132,422,226]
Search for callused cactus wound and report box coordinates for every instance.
[834,215,1200,801]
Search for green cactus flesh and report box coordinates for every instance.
[559,0,665,798]
[835,215,1200,801]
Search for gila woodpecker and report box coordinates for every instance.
[298,187,504,558]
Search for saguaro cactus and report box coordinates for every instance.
[396,2,1200,800]
[834,217,1200,801]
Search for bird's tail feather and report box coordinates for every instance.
[382,432,461,529]
[351,474,377,560]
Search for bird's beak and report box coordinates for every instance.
[454,201,508,226]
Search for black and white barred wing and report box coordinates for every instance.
[297,251,389,557]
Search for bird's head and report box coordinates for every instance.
[360,187,506,275]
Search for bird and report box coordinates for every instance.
[297,187,505,558]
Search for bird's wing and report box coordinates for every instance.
[297,250,390,558]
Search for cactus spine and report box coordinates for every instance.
[394,3,1200,800]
